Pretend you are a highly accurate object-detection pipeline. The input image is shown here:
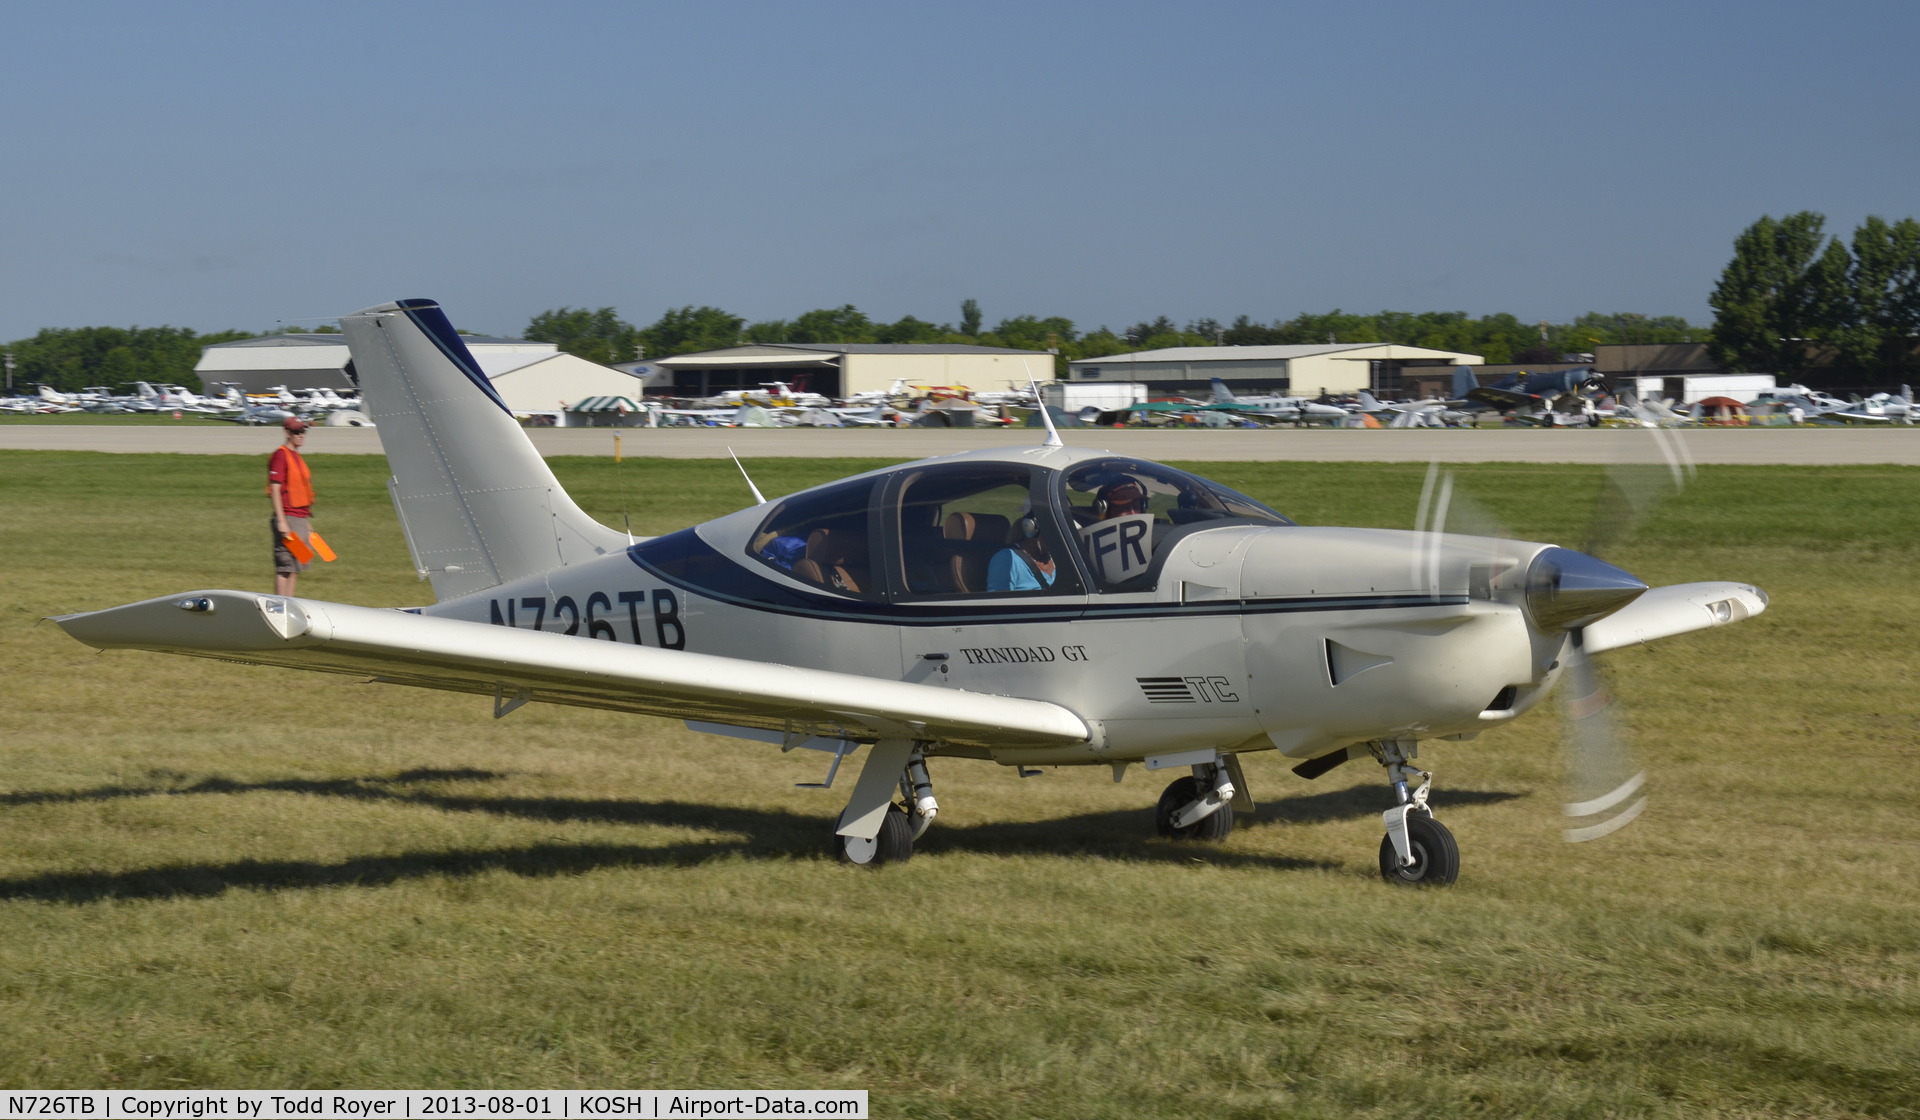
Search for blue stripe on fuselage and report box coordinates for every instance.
[626,530,1467,626]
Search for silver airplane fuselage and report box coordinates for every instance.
[418,447,1568,770]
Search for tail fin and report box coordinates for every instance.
[1210,377,1236,403]
[340,299,627,602]
[1358,390,1384,411]
[1452,365,1476,399]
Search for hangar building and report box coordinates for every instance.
[194,333,644,413]
[1067,343,1484,399]
[651,342,1054,399]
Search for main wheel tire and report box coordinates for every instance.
[1155,777,1235,842]
[1378,813,1459,887]
[836,803,914,867]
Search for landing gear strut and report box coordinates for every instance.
[1371,739,1458,886]
[833,740,938,867]
[1156,760,1236,842]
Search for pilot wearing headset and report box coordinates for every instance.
[1095,477,1148,520]
[986,501,1057,592]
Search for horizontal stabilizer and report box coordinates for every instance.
[54,591,1089,750]
[1581,582,1768,654]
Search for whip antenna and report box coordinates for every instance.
[1024,359,1063,448]
[614,432,633,544]
[729,446,767,505]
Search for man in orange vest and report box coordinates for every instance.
[268,417,316,594]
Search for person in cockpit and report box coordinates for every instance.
[986,504,1058,592]
[1098,477,1147,520]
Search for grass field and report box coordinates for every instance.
[1,450,1916,1116]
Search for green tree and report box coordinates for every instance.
[1222,315,1283,346]
[6,325,255,393]
[525,307,643,365]
[960,299,981,337]
[875,315,944,344]
[991,315,1076,351]
[633,306,743,358]
[1709,212,1829,374]
[786,305,875,344]
[1841,216,1920,380]
[743,320,790,344]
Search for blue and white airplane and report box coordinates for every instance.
[54,300,1769,884]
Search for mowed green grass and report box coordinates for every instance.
[0,450,1916,1116]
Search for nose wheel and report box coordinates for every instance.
[1371,739,1460,887]
[1377,811,1458,886]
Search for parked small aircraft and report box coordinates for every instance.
[1204,379,1347,424]
[55,300,1769,886]
[1466,368,1605,422]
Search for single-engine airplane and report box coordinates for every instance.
[54,299,1769,885]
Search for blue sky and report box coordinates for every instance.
[2,0,1914,340]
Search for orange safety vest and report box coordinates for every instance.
[269,447,314,510]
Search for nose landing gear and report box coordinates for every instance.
[1371,739,1459,887]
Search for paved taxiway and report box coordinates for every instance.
[2,424,1917,464]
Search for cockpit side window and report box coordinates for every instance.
[1062,458,1292,592]
[888,464,1085,599]
[746,478,878,598]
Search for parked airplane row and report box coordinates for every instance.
[1,382,375,426]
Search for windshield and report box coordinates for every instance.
[1061,457,1290,591]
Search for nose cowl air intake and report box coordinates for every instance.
[1524,547,1649,632]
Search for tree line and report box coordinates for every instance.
[4,325,260,395]
[1710,212,1920,383]
[26,209,1910,396]
[525,302,1707,375]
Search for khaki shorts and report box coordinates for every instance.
[273,515,310,574]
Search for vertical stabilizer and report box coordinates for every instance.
[1209,377,1236,404]
[1452,365,1477,399]
[340,299,628,602]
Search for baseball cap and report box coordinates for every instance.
[283,416,309,432]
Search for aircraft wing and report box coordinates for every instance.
[54,590,1090,750]
[1580,582,1768,654]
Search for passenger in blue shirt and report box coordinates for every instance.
[987,534,1056,592]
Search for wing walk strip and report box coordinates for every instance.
[53,591,1090,751]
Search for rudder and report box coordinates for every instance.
[340,299,628,602]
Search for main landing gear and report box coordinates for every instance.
[1371,739,1458,887]
[1155,758,1241,842]
[833,741,939,867]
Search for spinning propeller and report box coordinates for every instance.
[1410,426,1696,842]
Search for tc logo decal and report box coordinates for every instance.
[1136,676,1241,704]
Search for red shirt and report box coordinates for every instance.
[268,446,313,518]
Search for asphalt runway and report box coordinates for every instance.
[2,423,1917,463]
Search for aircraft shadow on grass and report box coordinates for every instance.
[0,768,1525,904]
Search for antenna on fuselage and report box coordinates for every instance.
[1024,359,1063,448]
[728,446,767,505]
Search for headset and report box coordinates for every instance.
[1014,499,1040,540]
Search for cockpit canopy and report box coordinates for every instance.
[1061,458,1290,591]
[741,455,1292,599]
